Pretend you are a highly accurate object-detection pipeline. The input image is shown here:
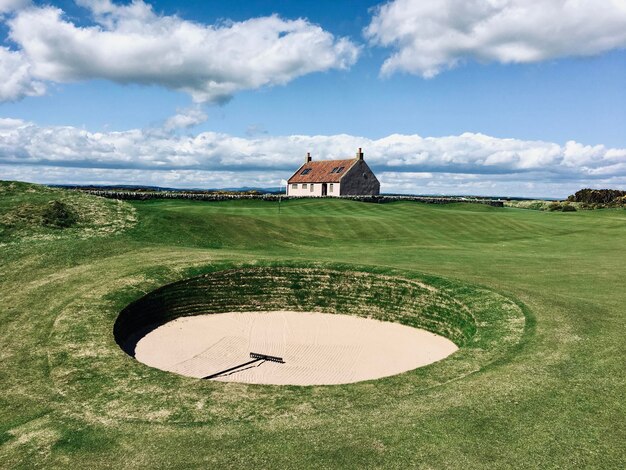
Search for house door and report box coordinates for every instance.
[321,183,327,196]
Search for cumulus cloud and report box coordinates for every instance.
[0,0,30,14]
[365,0,626,77]
[0,117,26,128]
[1,119,625,197]
[6,0,359,103]
[162,106,208,132]
[0,47,45,101]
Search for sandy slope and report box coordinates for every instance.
[134,311,458,385]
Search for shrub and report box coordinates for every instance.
[561,203,576,212]
[548,202,563,211]
[526,202,546,211]
[41,200,78,228]
[568,188,626,204]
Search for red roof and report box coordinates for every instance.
[288,159,358,183]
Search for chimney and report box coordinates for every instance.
[356,148,364,160]
[305,152,312,163]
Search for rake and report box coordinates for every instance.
[203,352,285,380]
[249,352,285,363]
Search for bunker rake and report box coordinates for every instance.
[203,352,285,380]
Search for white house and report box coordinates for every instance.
[287,148,380,197]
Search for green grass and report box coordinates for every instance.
[1,182,625,468]
[0,180,136,242]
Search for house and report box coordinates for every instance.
[286,148,380,197]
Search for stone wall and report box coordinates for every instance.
[78,189,504,206]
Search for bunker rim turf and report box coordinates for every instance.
[114,265,525,389]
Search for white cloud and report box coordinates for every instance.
[365,0,626,77]
[0,117,26,128]
[7,1,359,103]
[162,106,207,132]
[376,171,626,197]
[0,164,288,190]
[1,119,625,197]
[0,47,45,101]
[0,0,30,14]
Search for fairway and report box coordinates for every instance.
[1,182,625,468]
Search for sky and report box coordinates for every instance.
[0,0,625,197]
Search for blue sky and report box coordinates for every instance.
[0,0,625,197]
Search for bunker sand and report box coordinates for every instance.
[134,311,458,385]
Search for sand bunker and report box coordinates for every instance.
[134,311,458,385]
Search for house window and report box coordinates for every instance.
[310,184,314,192]
[336,166,345,173]
[292,183,297,189]
[301,168,312,175]
[302,183,307,189]
[329,183,334,192]
[330,167,338,173]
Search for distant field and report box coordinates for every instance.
[1,181,624,468]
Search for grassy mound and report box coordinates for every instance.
[0,181,137,243]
